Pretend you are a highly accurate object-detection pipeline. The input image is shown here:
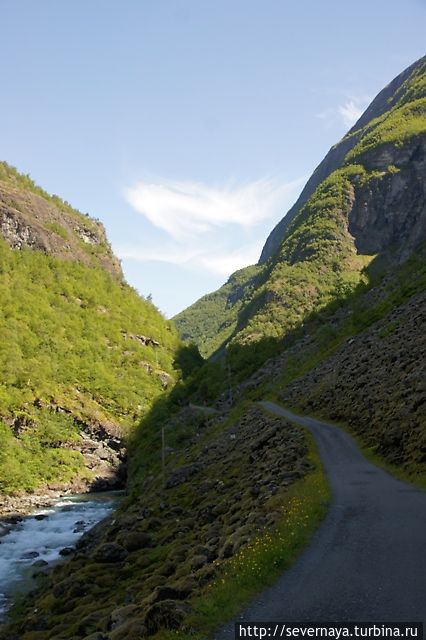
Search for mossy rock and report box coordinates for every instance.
[52,578,86,599]
[146,584,193,605]
[158,560,177,577]
[144,599,191,635]
[172,576,197,596]
[110,604,141,628]
[189,554,208,571]
[93,543,128,563]
[143,574,164,592]
[77,610,109,636]
[116,531,152,552]
[194,563,216,586]
[109,619,147,639]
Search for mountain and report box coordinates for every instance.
[0,162,180,502]
[174,55,426,365]
[1,57,425,640]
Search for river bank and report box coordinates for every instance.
[0,488,75,522]
[0,491,122,622]
[0,472,126,520]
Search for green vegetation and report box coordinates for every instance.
[0,411,86,493]
[0,236,180,493]
[175,56,426,374]
[44,221,69,240]
[390,57,426,107]
[174,264,265,357]
[158,436,329,640]
[346,97,426,161]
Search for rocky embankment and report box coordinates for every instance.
[0,407,126,519]
[1,405,314,639]
[280,290,426,470]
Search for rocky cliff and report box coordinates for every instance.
[259,55,426,264]
[0,162,122,278]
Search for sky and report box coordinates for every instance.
[1,0,425,317]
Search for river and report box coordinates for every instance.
[0,491,121,620]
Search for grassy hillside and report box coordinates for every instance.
[0,169,181,495]
[173,264,264,358]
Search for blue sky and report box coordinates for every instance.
[1,0,425,317]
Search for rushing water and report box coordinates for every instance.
[0,492,121,620]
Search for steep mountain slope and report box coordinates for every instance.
[174,55,426,362]
[259,54,426,263]
[0,163,180,500]
[173,264,264,357]
[224,241,426,474]
[280,286,426,471]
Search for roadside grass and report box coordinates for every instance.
[269,402,426,491]
[155,432,330,640]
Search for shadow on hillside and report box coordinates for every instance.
[126,245,425,494]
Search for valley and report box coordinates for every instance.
[0,54,425,639]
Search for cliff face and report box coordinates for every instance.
[0,163,122,278]
[347,137,426,260]
[259,54,426,264]
[174,56,426,360]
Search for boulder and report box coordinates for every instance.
[94,543,128,563]
[59,546,75,556]
[144,599,190,635]
[32,559,48,567]
[165,464,200,489]
[146,584,192,605]
[117,531,152,552]
[109,604,140,630]
[21,551,40,559]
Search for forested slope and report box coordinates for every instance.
[0,163,180,496]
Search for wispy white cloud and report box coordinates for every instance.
[120,175,305,276]
[123,177,303,240]
[338,100,364,127]
[118,242,263,276]
[197,244,263,275]
[317,95,371,129]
